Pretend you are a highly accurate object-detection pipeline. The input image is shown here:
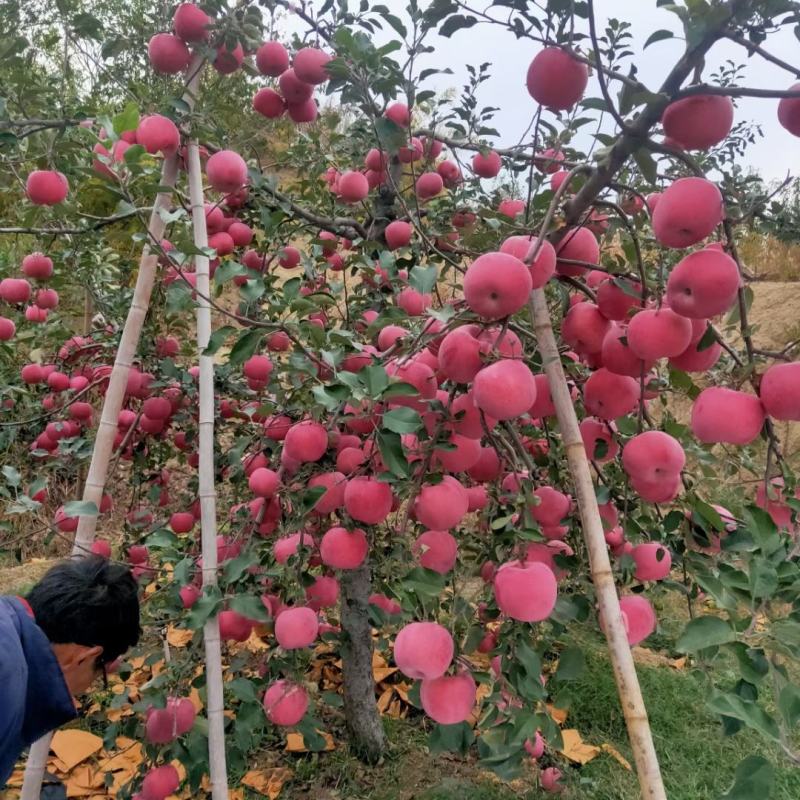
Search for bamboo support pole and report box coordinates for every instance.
[186,127,229,800]
[528,288,667,800]
[69,152,179,557]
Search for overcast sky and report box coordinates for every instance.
[285,1,799,182]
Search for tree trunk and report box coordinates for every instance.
[528,287,667,800]
[339,561,386,763]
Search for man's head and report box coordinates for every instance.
[27,556,140,695]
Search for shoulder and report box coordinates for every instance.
[0,597,27,686]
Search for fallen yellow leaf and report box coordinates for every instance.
[65,764,104,797]
[51,729,104,771]
[241,767,293,798]
[244,629,269,652]
[601,743,632,770]
[372,651,388,668]
[285,731,335,752]
[377,686,394,714]
[394,682,411,703]
[558,729,601,765]
[166,626,194,648]
[97,737,143,773]
[373,666,398,682]
[49,756,71,774]
[4,769,25,788]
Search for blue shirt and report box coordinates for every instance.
[0,596,76,787]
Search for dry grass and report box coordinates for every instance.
[738,231,800,281]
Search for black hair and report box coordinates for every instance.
[27,556,140,664]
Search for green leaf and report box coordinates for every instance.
[707,691,780,742]
[770,619,800,648]
[382,407,423,434]
[228,330,263,366]
[749,559,779,599]
[409,265,438,294]
[696,323,717,352]
[555,646,585,681]
[719,755,774,800]
[229,594,270,622]
[203,326,235,357]
[676,616,735,652]
[63,500,99,517]
[516,641,542,679]
[692,498,726,531]
[377,430,409,477]
[228,677,259,704]
[361,364,387,397]
[313,384,344,412]
[778,683,800,729]
[727,643,769,685]
[112,101,139,135]
[186,587,222,630]
[145,529,177,548]
[383,381,420,398]
[633,148,658,184]
[382,12,407,37]
[428,721,474,754]
[644,29,674,48]
[223,551,259,584]
[439,14,478,37]
[374,117,407,153]
[2,465,21,487]
[214,259,246,285]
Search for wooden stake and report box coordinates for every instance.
[528,287,667,800]
[186,126,229,800]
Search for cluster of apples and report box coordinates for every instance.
[14,36,800,795]
[0,170,73,339]
[0,250,60,338]
[148,3,239,76]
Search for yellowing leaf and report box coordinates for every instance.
[373,666,398,682]
[377,687,394,713]
[189,686,204,712]
[244,628,270,651]
[51,730,104,771]
[4,769,25,787]
[558,729,601,765]
[64,764,104,797]
[546,704,568,725]
[601,743,632,770]
[97,737,143,773]
[241,767,293,798]
[105,706,134,723]
[166,626,194,648]
[49,757,71,774]
[285,731,335,752]
[372,651,388,669]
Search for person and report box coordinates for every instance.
[0,556,140,787]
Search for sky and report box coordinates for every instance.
[282,1,800,182]
[415,1,799,182]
